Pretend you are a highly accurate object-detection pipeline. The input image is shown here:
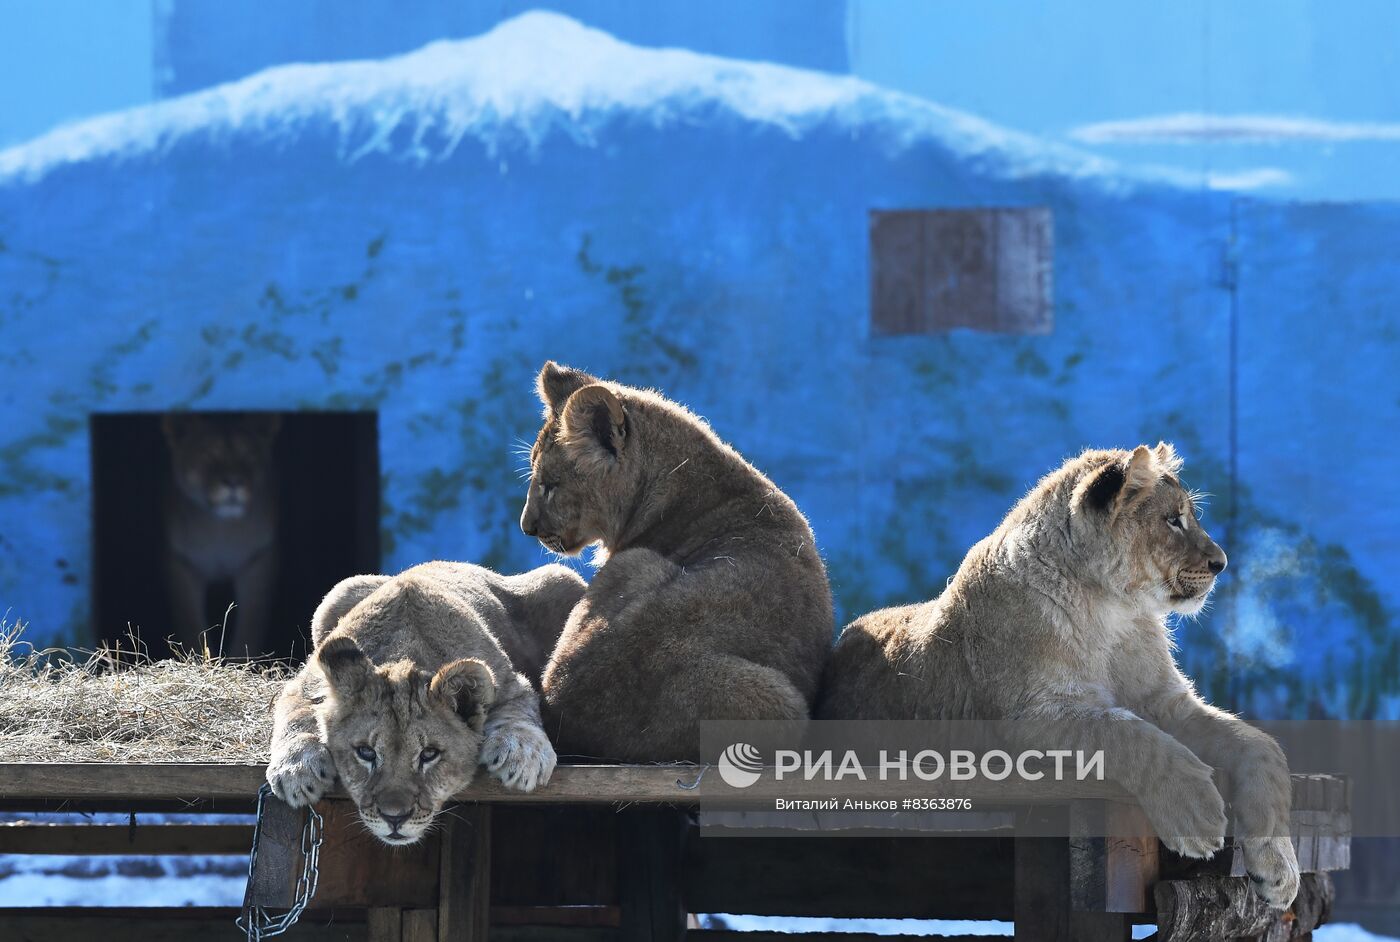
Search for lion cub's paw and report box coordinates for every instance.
[1241,836,1301,909]
[267,737,337,807]
[1145,767,1229,860]
[481,724,557,793]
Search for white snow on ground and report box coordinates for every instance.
[700,915,1014,936]
[0,11,1176,189]
[0,855,246,906]
[0,879,1393,939]
[698,914,1400,940]
[1317,927,1400,942]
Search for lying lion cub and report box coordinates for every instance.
[266,561,585,844]
[521,362,834,761]
[818,444,1300,908]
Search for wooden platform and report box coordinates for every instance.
[0,764,1350,942]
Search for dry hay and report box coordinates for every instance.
[0,620,291,764]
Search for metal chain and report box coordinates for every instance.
[237,782,324,941]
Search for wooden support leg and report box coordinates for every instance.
[1015,807,1132,942]
[404,908,440,942]
[1071,800,1159,914]
[439,804,491,942]
[368,908,404,942]
[242,791,305,910]
[618,806,687,942]
[1155,872,1334,942]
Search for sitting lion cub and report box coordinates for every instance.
[818,444,1300,908]
[266,561,585,844]
[521,362,834,761]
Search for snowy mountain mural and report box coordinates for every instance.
[0,12,1396,719]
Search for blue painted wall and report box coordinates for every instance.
[0,13,1395,719]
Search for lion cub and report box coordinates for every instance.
[521,362,834,761]
[266,561,585,844]
[818,444,1300,908]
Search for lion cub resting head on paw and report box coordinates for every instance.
[312,633,493,845]
[819,444,1300,908]
[266,561,585,845]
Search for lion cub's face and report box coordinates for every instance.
[520,362,636,555]
[162,413,280,519]
[315,636,495,845]
[1078,443,1227,615]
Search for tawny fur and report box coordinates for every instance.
[266,561,585,844]
[817,444,1300,908]
[521,362,834,761]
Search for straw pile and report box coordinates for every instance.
[0,621,291,764]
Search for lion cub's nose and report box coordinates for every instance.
[380,809,411,830]
[1208,555,1227,575]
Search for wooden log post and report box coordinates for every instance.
[403,908,440,942]
[1154,872,1333,942]
[368,908,404,942]
[618,806,688,942]
[1069,801,1159,914]
[439,804,491,942]
[242,790,306,910]
[1013,805,1135,942]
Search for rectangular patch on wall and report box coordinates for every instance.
[870,207,1053,335]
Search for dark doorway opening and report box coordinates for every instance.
[91,411,380,660]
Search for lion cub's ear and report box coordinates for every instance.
[537,361,598,417]
[1153,440,1183,475]
[559,384,628,472]
[316,635,373,695]
[1075,460,1125,513]
[430,658,497,732]
[1122,445,1160,501]
[1075,446,1161,517]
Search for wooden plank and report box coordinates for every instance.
[0,908,365,942]
[367,908,403,942]
[1070,800,1158,914]
[618,807,686,942]
[490,905,620,927]
[402,908,438,942]
[683,831,1014,920]
[0,763,270,801]
[313,801,441,909]
[1015,807,1131,942]
[490,805,617,906]
[0,797,259,815]
[439,804,491,942]
[243,788,305,909]
[491,929,615,942]
[693,934,997,942]
[0,762,1133,803]
[0,822,251,855]
[0,764,1353,812]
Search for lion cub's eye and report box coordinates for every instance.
[1166,514,1186,531]
[538,481,555,499]
[419,747,441,766]
[355,745,377,764]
